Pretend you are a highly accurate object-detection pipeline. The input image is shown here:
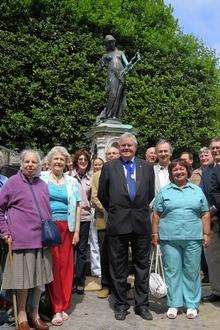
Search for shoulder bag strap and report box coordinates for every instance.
[28,182,43,221]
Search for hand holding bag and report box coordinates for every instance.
[149,244,167,298]
[28,182,61,246]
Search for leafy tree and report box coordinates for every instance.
[0,0,219,156]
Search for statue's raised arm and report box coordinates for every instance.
[96,35,140,122]
[121,51,141,77]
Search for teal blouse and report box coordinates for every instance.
[41,171,81,232]
[153,181,209,240]
[48,182,68,220]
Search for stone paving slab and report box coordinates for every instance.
[2,284,219,330]
[48,285,219,330]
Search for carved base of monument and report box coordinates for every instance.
[90,119,137,161]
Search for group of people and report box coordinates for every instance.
[0,133,220,328]
[0,147,96,329]
[146,137,220,318]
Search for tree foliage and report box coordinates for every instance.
[0,0,219,155]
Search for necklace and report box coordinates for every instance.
[51,173,64,184]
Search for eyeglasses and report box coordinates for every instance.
[78,157,88,163]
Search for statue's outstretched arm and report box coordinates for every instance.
[121,52,129,67]
[121,52,141,76]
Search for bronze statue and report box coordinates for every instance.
[97,35,140,122]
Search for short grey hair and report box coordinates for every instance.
[210,136,220,148]
[105,146,119,156]
[119,133,137,146]
[155,139,173,154]
[42,155,49,164]
[146,146,155,153]
[0,151,5,169]
[20,149,42,174]
[47,146,70,163]
[199,147,211,155]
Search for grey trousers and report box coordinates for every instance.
[205,223,220,295]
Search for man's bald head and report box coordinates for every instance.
[106,146,119,161]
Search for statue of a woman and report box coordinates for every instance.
[97,35,129,121]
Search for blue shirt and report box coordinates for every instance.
[0,174,8,191]
[153,181,209,240]
[121,157,136,178]
[48,182,68,221]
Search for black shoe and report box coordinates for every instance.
[114,310,129,321]
[201,276,209,284]
[115,307,130,321]
[134,307,153,320]
[76,286,85,295]
[202,293,220,303]
[72,287,77,294]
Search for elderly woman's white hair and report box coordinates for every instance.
[0,151,5,170]
[47,146,70,163]
[20,149,42,176]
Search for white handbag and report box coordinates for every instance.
[149,244,167,298]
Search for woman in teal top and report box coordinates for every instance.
[41,146,81,326]
[152,159,210,320]
[48,183,69,220]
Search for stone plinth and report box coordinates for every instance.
[90,119,137,161]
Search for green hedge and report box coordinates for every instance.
[0,0,219,156]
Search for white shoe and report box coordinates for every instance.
[167,307,178,319]
[62,311,70,321]
[51,312,63,326]
[186,308,197,319]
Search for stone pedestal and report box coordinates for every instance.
[90,119,137,161]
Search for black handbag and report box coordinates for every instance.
[28,182,61,246]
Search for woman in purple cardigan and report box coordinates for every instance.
[0,150,53,330]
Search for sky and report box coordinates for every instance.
[164,0,220,59]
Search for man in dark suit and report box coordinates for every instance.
[210,164,220,208]
[98,133,154,321]
[201,137,220,302]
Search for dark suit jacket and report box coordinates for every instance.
[98,157,155,236]
[200,163,214,205]
[210,164,220,210]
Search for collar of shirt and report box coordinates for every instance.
[121,156,135,164]
[167,180,195,190]
[19,170,39,184]
[208,163,215,168]
[158,164,168,171]
[121,157,136,179]
[213,162,220,167]
[72,169,90,181]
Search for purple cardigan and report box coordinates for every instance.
[0,171,51,250]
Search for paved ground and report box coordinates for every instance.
[1,280,219,330]
[48,283,220,330]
